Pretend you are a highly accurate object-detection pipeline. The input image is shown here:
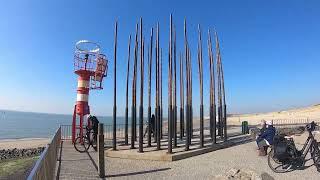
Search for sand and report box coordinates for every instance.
[0,138,49,149]
[227,104,320,125]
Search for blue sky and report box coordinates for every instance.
[0,0,319,116]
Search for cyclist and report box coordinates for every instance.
[88,115,99,143]
[256,120,276,156]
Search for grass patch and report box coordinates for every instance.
[0,156,38,178]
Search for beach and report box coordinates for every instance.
[0,138,49,149]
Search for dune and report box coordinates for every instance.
[227,104,320,125]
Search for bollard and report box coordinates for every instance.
[241,121,249,134]
[98,123,105,178]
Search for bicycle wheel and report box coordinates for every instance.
[268,148,293,173]
[311,142,320,171]
[74,136,90,153]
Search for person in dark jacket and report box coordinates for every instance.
[150,114,155,136]
[88,115,99,142]
[259,120,267,135]
[256,120,276,156]
[144,114,156,138]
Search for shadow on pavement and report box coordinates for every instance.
[105,167,171,178]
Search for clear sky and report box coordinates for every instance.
[0,0,319,116]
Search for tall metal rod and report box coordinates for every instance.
[131,23,139,149]
[154,29,158,144]
[215,31,223,137]
[208,29,216,144]
[215,31,227,141]
[138,18,144,153]
[187,46,191,145]
[184,18,190,151]
[160,48,163,139]
[112,21,118,151]
[156,34,159,145]
[189,49,193,141]
[167,14,173,153]
[147,28,154,147]
[156,23,161,150]
[197,24,204,148]
[188,48,193,144]
[221,56,227,141]
[217,57,222,137]
[173,25,177,147]
[179,52,184,140]
[125,35,131,145]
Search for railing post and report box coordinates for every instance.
[98,123,105,178]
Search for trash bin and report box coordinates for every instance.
[241,121,249,134]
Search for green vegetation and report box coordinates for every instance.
[0,156,38,179]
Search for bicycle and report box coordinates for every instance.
[74,126,97,153]
[268,121,320,173]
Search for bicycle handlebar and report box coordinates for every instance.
[306,121,318,132]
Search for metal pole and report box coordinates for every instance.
[98,123,105,178]
[208,29,216,144]
[155,23,159,147]
[184,19,190,151]
[173,25,177,147]
[187,47,191,144]
[197,24,204,148]
[217,60,222,137]
[154,26,158,144]
[215,31,223,137]
[125,35,131,145]
[147,28,153,147]
[138,18,144,153]
[189,49,193,141]
[112,21,118,151]
[156,23,161,150]
[131,23,139,149]
[168,14,173,153]
[179,52,184,140]
[216,31,227,141]
[160,48,163,139]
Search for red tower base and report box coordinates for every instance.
[71,105,90,143]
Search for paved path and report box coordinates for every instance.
[56,140,320,180]
[56,141,100,180]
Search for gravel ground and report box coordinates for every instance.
[104,141,320,180]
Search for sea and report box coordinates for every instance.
[0,110,127,140]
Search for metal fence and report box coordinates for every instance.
[61,125,72,140]
[272,119,320,128]
[27,127,61,180]
[60,124,147,141]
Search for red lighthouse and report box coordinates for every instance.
[72,40,108,143]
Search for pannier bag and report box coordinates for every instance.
[273,135,291,162]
